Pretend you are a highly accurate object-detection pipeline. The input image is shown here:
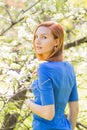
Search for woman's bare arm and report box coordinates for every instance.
[68,101,79,130]
[26,99,55,120]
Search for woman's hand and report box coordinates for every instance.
[26,99,34,108]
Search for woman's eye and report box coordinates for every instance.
[35,35,38,39]
[43,36,47,39]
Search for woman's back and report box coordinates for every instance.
[31,61,78,130]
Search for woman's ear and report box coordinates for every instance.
[54,38,59,47]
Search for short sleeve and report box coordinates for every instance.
[38,64,54,106]
[68,76,79,102]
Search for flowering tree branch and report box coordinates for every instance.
[0,0,41,36]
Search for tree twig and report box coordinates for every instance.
[65,37,87,49]
[4,5,14,24]
[76,122,87,129]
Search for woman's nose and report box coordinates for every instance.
[36,37,41,45]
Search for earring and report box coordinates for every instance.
[54,45,58,50]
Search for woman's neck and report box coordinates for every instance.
[48,53,64,62]
[39,53,64,62]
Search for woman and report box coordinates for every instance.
[26,21,79,130]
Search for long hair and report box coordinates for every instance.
[33,21,64,61]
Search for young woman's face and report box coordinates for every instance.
[34,26,57,59]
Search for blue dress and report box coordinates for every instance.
[31,61,78,130]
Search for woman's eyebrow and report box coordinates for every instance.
[37,33,48,36]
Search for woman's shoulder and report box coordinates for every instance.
[38,61,74,71]
[39,61,50,69]
[38,61,53,75]
[65,61,74,70]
